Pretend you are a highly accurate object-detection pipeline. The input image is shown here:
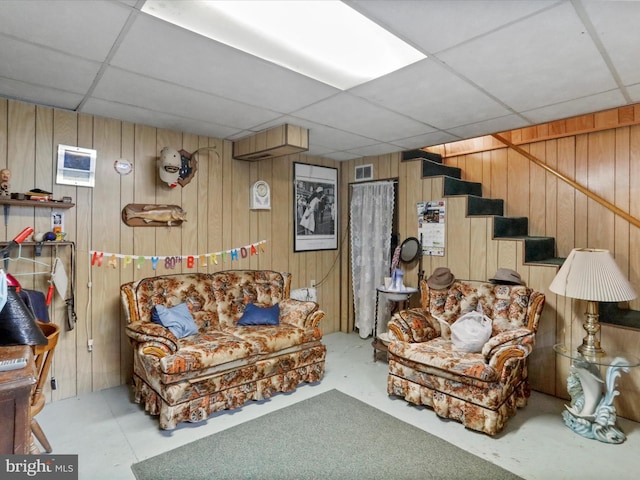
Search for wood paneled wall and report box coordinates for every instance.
[5,95,640,422]
[343,114,640,422]
[0,98,341,403]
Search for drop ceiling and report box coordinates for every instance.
[0,0,638,161]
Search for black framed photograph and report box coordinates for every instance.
[294,162,338,252]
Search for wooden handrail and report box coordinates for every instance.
[492,133,640,229]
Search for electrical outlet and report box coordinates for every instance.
[311,279,316,288]
[50,377,57,390]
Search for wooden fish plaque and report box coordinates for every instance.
[122,204,187,227]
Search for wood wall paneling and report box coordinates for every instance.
[0,99,341,403]
[6,96,640,422]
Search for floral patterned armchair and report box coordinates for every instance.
[387,279,545,435]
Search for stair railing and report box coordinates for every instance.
[492,134,640,229]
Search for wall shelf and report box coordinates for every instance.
[0,198,74,209]
[0,198,75,225]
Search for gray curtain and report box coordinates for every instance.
[350,181,395,338]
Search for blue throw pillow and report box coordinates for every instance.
[237,303,280,326]
[152,303,199,338]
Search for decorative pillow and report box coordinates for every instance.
[151,303,199,338]
[238,303,280,326]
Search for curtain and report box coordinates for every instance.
[350,181,395,338]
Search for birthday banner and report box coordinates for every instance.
[89,240,266,270]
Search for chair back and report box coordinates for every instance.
[32,321,60,408]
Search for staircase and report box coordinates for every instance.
[403,149,639,328]
[403,149,564,268]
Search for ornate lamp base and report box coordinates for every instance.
[563,357,630,444]
[577,301,605,357]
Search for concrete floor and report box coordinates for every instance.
[38,332,640,479]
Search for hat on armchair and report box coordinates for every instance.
[489,268,525,286]
[426,267,455,289]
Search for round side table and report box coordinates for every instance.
[372,286,418,361]
[554,343,640,444]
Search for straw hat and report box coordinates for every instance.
[489,268,525,286]
[426,267,455,289]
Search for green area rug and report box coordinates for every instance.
[131,389,522,480]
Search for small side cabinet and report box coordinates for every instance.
[0,345,36,454]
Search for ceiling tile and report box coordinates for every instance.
[92,67,282,129]
[437,2,618,112]
[581,1,640,86]
[82,98,242,140]
[350,58,512,129]
[523,90,627,125]
[293,93,433,142]
[0,0,131,61]
[350,0,558,54]
[0,78,84,111]
[392,131,461,150]
[0,36,102,95]
[446,114,530,140]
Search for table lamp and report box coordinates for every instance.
[549,248,637,357]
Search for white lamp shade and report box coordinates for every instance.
[549,248,637,302]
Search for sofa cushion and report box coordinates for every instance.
[388,338,499,383]
[225,323,323,354]
[152,303,199,338]
[238,303,280,326]
[159,331,259,375]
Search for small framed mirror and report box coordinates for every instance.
[399,237,421,263]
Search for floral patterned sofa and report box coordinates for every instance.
[386,279,545,436]
[120,270,326,429]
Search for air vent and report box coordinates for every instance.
[355,164,373,182]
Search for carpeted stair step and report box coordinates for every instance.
[422,160,462,179]
[494,235,556,263]
[600,302,640,329]
[402,149,443,163]
[493,216,529,237]
[523,236,556,262]
[443,177,482,197]
[467,196,504,216]
[527,256,565,266]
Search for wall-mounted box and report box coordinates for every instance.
[233,124,309,161]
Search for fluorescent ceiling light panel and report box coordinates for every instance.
[142,0,426,89]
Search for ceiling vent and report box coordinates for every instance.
[233,124,309,161]
[355,164,373,182]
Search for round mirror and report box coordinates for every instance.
[399,237,421,263]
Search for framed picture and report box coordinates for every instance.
[294,162,338,252]
[56,144,97,187]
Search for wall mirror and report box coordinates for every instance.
[399,237,421,263]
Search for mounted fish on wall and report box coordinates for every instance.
[122,204,187,227]
[159,147,197,188]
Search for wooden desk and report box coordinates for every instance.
[0,345,36,454]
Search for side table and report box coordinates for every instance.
[0,345,36,454]
[372,286,417,361]
[554,343,640,444]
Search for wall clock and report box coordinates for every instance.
[250,180,271,210]
[114,159,133,175]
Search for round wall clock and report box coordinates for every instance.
[114,159,133,175]
[251,180,271,210]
